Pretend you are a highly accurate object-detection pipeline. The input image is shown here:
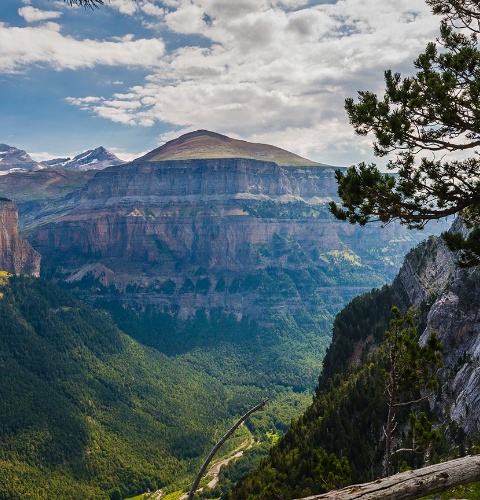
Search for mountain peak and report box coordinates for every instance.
[0,144,41,173]
[139,130,326,167]
[42,147,125,171]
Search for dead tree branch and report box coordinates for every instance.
[296,455,480,500]
[187,398,268,500]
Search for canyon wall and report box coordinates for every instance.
[0,199,40,276]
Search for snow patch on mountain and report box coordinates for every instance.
[42,147,125,171]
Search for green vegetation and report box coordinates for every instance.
[0,276,241,498]
[243,200,331,219]
[330,1,480,265]
[381,307,443,476]
[0,275,322,498]
[228,291,451,499]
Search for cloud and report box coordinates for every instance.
[18,6,63,23]
[0,23,166,73]
[108,0,139,16]
[141,2,166,18]
[65,0,440,164]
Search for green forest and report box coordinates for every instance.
[0,274,323,499]
[227,287,477,500]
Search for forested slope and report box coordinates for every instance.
[0,275,239,499]
[228,234,480,499]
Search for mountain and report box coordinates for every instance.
[2,130,449,392]
[19,131,448,326]
[0,144,41,172]
[0,131,459,498]
[0,143,125,175]
[0,199,40,276]
[139,129,325,166]
[42,146,126,171]
[229,219,480,499]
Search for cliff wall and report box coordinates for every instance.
[391,220,480,435]
[25,158,441,325]
[0,200,40,276]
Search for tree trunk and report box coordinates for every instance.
[296,455,480,500]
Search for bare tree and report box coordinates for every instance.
[187,398,268,500]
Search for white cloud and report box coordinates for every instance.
[18,6,63,23]
[108,0,139,16]
[0,24,166,73]
[64,0,440,164]
[141,1,166,18]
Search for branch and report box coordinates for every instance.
[391,447,420,456]
[393,395,428,407]
[187,398,268,500]
[295,455,480,500]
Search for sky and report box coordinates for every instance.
[0,0,440,165]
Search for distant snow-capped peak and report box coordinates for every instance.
[42,146,126,171]
[0,144,42,173]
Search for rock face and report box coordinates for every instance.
[0,199,40,276]
[0,131,447,333]
[26,152,446,325]
[375,218,480,435]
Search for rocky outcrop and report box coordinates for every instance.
[0,199,40,276]
[26,156,448,326]
[377,218,480,435]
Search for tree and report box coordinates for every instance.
[61,0,106,7]
[61,0,136,8]
[329,2,480,264]
[426,0,480,32]
[381,307,442,477]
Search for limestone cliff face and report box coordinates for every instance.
[0,200,40,276]
[27,157,445,325]
[385,218,480,435]
[80,159,291,201]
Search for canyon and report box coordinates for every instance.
[1,131,447,333]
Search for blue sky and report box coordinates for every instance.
[0,0,439,164]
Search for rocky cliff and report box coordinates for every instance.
[25,154,441,324]
[389,219,480,435]
[0,199,40,276]
[0,131,448,335]
[322,216,480,437]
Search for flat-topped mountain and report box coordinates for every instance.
[139,130,326,166]
[15,131,449,336]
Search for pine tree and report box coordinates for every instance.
[329,2,480,265]
[61,0,107,8]
[381,307,442,476]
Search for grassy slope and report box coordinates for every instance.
[138,130,326,167]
